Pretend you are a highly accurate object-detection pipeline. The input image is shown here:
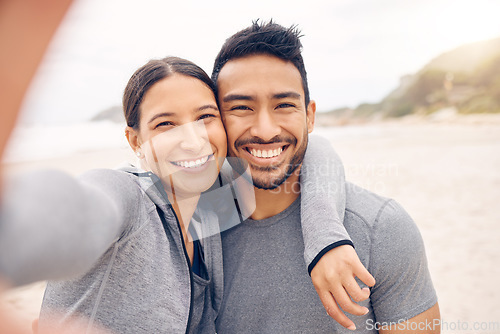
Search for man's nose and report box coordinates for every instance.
[179,121,207,153]
[249,109,280,142]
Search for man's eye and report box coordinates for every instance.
[277,103,295,109]
[230,105,252,111]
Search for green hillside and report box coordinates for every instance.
[326,37,500,120]
[381,37,500,117]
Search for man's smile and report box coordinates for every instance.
[236,141,292,167]
[248,146,283,158]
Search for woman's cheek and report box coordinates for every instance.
[218,128,228,156]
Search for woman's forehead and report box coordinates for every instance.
[140,75,217,120]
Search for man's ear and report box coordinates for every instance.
[125,126,143,158]
[306,100,316,133]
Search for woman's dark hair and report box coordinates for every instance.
[123,56,216,129]
[211,20,310,107]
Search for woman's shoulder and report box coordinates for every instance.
[79,168,140,188]
[78,168,149,209]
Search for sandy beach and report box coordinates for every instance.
[1,115,500,333]
[319,116,500,328]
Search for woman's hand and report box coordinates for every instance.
[310,245,376,330]
[0,280,111,334]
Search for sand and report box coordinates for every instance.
[318,115,500,331]
[1,115,500,333]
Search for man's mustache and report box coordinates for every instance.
[234,135,296,148]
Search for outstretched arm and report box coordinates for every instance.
[0,169,139,287]
[300,135,375,330]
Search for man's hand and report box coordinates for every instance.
[310,245,376,330]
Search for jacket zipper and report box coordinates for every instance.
[166,203,194,334]
[145,171,195,333]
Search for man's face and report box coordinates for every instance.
[216,54,315,190]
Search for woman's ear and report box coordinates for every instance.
[125,126,144,158]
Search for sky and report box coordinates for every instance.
[17,0,500,124]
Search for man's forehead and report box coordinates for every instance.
[221,91,302,103]
[219,54,298,77]
[216,54,303,95]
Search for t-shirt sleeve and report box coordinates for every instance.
[300,135,351,274]
[0,168,141,286]
[368,199,438,323]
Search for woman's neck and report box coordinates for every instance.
[168,193,200,231]
[166,191,200,264]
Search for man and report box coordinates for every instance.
[212,21,440,333]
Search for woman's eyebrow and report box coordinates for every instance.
[197,104,219,112]
[147,105,218,124]
[148,112,174,125]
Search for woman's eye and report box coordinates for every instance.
[155,121,174,129]
[199,113,216,121]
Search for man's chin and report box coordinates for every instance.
[252,180,282,190]
[250,157,304,190]
[250,171,288,190]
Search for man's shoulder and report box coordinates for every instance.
[344,182,417,233]
[345,182,392,225]
[344,184,437,325]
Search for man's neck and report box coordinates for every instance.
[250,170,301,221]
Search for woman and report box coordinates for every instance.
[36,57,230,333]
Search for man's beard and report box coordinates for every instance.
[229,131,308,190]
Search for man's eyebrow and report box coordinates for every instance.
[273,92,301,100]
[222,94,255,103]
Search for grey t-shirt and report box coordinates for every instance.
[215,183,438,333]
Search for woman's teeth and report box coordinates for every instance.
[250,147,283,158]
[172,155,210,168]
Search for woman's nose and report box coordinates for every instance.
[179,121,208,153]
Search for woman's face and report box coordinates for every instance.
[127,74,227,198]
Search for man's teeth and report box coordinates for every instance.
[250,147,283,158]
[172,155,210,168]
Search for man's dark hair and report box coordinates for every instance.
[211,20,310,107]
